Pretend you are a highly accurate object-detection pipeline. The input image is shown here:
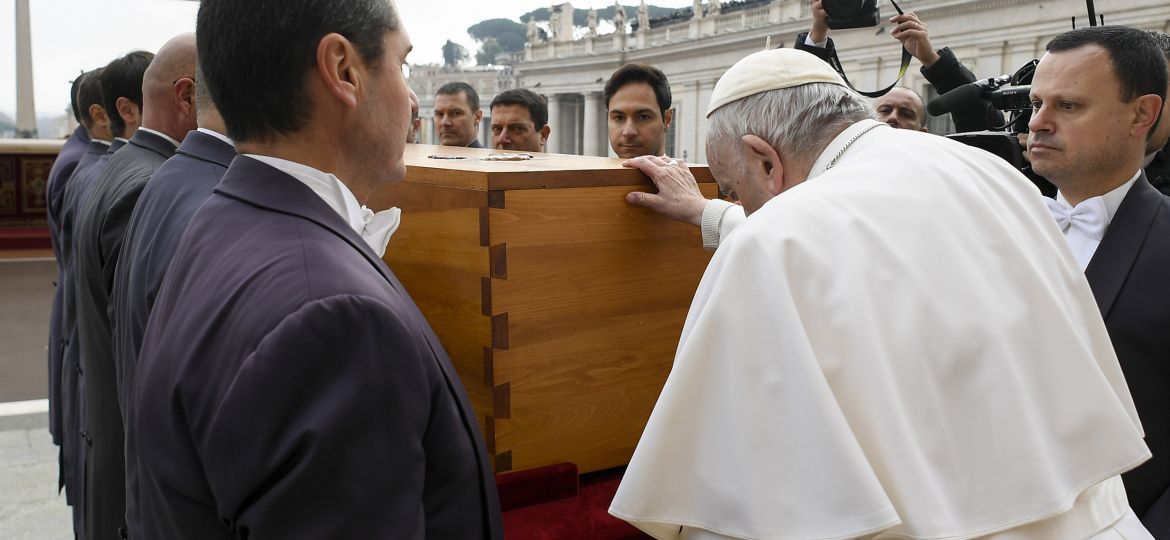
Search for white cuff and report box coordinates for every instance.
[701,199,736,251]
[804,34,829,49]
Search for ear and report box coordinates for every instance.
[1132,94,1163,138]
[474,109,484,124]
[663,107,674,129]
[115,96,140,127]
[175,77,196,118]
[741,134,785,195]
[89,104,109,126]
[316,33,360,110]
[540,124,551,144]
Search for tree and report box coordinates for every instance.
[442,40,469,68]
[476,38,504,65]
[468,18,527,63]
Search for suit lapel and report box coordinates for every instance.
[213,156,399,289]
[1084,174,1163,317]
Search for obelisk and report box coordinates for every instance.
[15,0,38,138]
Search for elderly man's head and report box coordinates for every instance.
[704,49,873,215]
[1028,26,1165,203]
[875,87,927,132]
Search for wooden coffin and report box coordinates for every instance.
[370,144,718,474]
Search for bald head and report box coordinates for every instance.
[142,32,198,141]
[874,87,928,132]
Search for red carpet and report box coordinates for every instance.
[0,227,50,250]
[498,464,650,540]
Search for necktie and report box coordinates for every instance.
[359,205,402,258]
[1045,196,1106,269]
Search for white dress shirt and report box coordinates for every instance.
[245,155,401,257]
[196,127,234,147]
[1051,170,1140,270]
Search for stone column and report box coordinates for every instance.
[582,92,604,157]
[16,0,37,138]
[546,94,563,154]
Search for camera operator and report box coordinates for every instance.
[796,0,1002,133]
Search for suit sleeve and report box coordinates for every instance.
[794,32,835,63]
[200,294,433,539]
[921,47,1004,132]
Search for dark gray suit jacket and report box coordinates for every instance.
[131,156,504,539]
[111,130,235,537]
[57,137,121,533]
[47,125,91,448]
[74,129,176,540]
[1084,174,1170,535]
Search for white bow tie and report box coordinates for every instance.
[359,205,401,257]
[1046,196,1107,241]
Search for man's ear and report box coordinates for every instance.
[175,77,196,118]
[741,134,785,195]
[89,104,109,127]
[540,124,551,145]
[474,109,484,124]
[663,107,674,129]
[115,97,140,130]
[1133,94,1163,138]
[315,33,360,109]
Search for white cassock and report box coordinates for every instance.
[609,120,1151,539]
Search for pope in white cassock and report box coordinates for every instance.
[610,48,1155,539]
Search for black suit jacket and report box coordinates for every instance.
[57,137,120,529]
[131,156,503,539]
[47,125,91,447]
[1147,142,1169,197]
[74,129,176,540]
[1084,174,1170,534]
[468,138,484,148]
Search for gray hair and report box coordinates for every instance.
[706,82,874,164]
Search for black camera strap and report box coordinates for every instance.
[825,0,914,98]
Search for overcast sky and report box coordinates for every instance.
[0,0,695,120]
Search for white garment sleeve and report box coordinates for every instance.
[700,199,746,250]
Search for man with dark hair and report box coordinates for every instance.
[490,88,550,152]
[113,63,235,537]
[604,63,674,158]
[1144,30,1170,195]
[434,81,483,147]
[130,1,502,538]
[1028,25,1170,533]
[100,50,154,144]
[74,33,195,540]
[46,70,91,455]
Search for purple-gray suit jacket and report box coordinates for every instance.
[131,156,503,539]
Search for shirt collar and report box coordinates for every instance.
[138,127,181,148]
[808,119,887,180]
[243,154,400,257]
[91,139,112,146]
[196,127,235,148]
[1054,169,1141,230]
